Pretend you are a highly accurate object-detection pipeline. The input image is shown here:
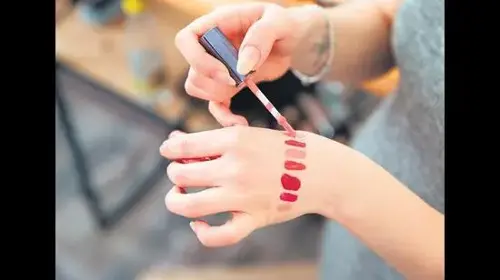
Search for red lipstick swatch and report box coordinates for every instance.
[280,192,298,202]
[285,160,306,170]
[285,149,306,159]
[285,139,306,148]
[281,173,301,191]
[176,155,220,164]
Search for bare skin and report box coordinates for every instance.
[170,1,443,279]
[160,127,443,280]
[289,0,401,84]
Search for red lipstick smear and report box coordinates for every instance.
[285,139,306,148]
[280,192,298,202]
[285,160,306,170]
[281,173,301,191]
[176,155,221,164]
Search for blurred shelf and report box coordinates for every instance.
[56,0,191,100]
[55,0,304,97]
[137,262,317,280]
[55,0,222,131]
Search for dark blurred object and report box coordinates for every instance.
[199,27,249,87]
[297,93,335,138]
[177,69,352,139]
[78,0,124,26]
[123,0,168,105]
[316,0,343,7]
[231,71,314,128]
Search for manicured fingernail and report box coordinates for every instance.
[214,71,236,86]
[189,221,196,233]
[237,46,260,75]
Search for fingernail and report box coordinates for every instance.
[237,46,260,75]
[214,71,236,86]
[189,221,196,233]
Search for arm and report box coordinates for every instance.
[318,144,444,280]
[289,0,403,84]
[160,127,444,278]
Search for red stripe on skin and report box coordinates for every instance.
[285,139,306,148]
[280,192,298,202]
[285,160,306,170]
[281,173,301,191]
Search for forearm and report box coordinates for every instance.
[320,149,444,279]
[289,0,401,84]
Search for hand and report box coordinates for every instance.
[159,127,349,247]
[175,3,310,126]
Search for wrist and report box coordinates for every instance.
[296,133,354,217]
[314,143,378,222]
[287,5,333,78]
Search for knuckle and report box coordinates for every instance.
[177,137,190,155]
[184,79,197,97]
[225,158,247,186]
[174,29,187,50]
[191,60,210,76]
[226,125,246,145]
[188,71,205,89]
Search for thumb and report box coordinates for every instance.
[190,212,255,247]
[237,6,290,75]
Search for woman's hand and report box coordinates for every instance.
[175,3,321,126]
[159,127,349,247]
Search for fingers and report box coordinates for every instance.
[175,27,229,79]
[208,101,249,127]
[175,3,265,78]
[165,186,243,218]
[184,68,237,102]
[190,213,255,247]
[160,127,239,159]
[166,159,225,187]
[237,5,290,75]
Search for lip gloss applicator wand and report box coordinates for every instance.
[199,27,297,137]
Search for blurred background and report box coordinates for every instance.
[55,0,399,279]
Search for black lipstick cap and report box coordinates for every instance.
[199,27,247,86]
